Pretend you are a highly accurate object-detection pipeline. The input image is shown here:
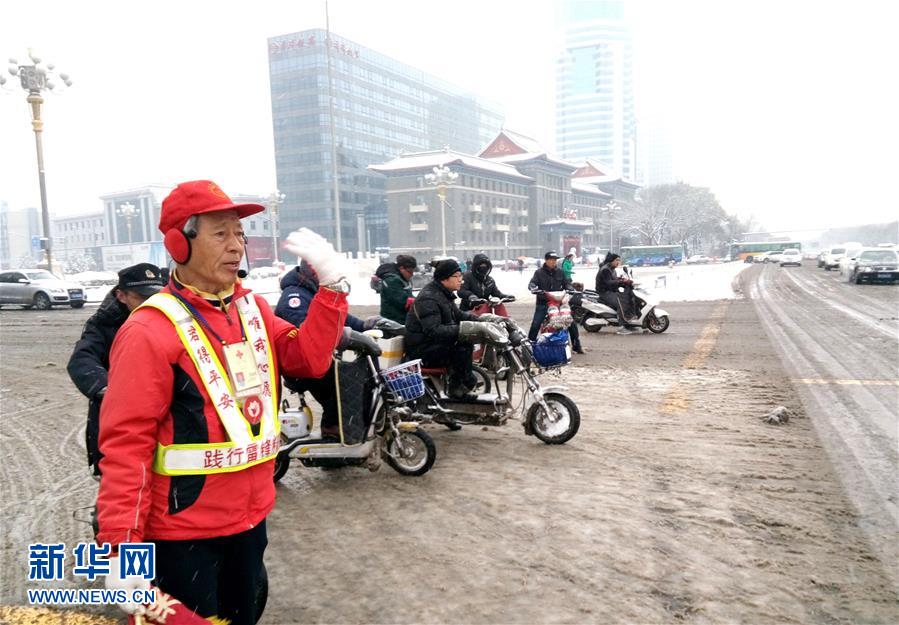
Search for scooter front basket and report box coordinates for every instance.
[532,330,571,368]
[380,359,425,403]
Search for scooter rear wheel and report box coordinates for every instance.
[272,450,290,483]
[254,563,268,623]
[384,428,436,476]
[527,392,580,444]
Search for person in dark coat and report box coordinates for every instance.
[276,261,381,438]
[595,252,638,333]
[458,253,515,314]
[527,252,583,353]
[66,263,166,475]
[405,259,508,400]
[375,254,417,324]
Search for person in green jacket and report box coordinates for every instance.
[375,254,418,323]
[561,253,575,280]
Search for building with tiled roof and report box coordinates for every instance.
[369,130,640,260]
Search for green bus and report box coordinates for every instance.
[621,245,685,266]
[729,241,801,262]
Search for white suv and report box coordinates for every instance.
[0,269,85,310]
[780,248,802,267]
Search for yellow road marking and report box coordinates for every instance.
[661,301,731,415]
[794,378,899,386]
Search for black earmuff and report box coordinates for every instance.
[164,227,198,264]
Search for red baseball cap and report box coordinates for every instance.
[158,180,265,234]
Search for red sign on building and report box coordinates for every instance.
[246,236,275,268]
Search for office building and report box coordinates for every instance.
[268,28,504,256]
[555,0,635,180]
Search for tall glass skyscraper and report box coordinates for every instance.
[555,1,635,180]
[268,29,503,255]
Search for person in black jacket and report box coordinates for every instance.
[276,261,381,438]
[458,253,515,314]
[67,263,165,475]
[406,259,508,400]
[527,251,583,353]
[595,253,638,333]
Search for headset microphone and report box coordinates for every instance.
[237,234,250,279]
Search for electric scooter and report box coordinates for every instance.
[273,325,437,480]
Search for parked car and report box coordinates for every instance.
[847,249,899,284]
[761,250,784,264]
[0,269,85,310]
[780,248,802,267]
[685,254,710,265]
[821,246,846,270]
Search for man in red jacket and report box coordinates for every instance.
[97,180,348,624]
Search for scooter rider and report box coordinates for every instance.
[276,260,386,439]
[405,258,508,400]
[527,251,584,354]
[595,252,639,333]
[458,253,515,314]
[375,254,418,324]
[96,180,348,624]
[67,263,166,477]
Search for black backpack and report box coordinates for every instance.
[370,262,397,293]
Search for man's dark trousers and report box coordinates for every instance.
[154,520,267,625]
[528,303,548,341]
[421,343,476,389]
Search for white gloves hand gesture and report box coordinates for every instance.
[105,556,150,615]
[284,228,346,286]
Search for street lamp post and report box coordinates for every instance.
[116,202,141,262]
[601,200,621,252]
[424,165,458,257]
[267,190,286,264]
[4,49,72,274]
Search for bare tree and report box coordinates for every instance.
[619,183,738,255]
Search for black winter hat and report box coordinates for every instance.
[544,251,560,260]
[396,254,418,270]
[117,263,166,296]
[603,252,621,264]
[434,259,462,281]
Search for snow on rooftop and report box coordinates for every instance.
[540,218,594,227]
[571,181,612,197]
[369,149,533,180]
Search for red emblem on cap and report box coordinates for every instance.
[243,396,264,425]
[208,182,229,199]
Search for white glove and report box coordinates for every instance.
[105,556,150,615]
[284,228,346,286]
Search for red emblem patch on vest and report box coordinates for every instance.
[243,395,264,425]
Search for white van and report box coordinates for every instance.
[822,246,846,271]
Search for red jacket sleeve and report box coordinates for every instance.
[96,313,174,548]
[266,289,347,379]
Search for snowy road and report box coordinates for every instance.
[1,263,897,623]
[748,262,899,587]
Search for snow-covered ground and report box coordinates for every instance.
[478,261,748,303]
[70,259,749,308]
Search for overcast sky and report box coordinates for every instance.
[1,0,897,233]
